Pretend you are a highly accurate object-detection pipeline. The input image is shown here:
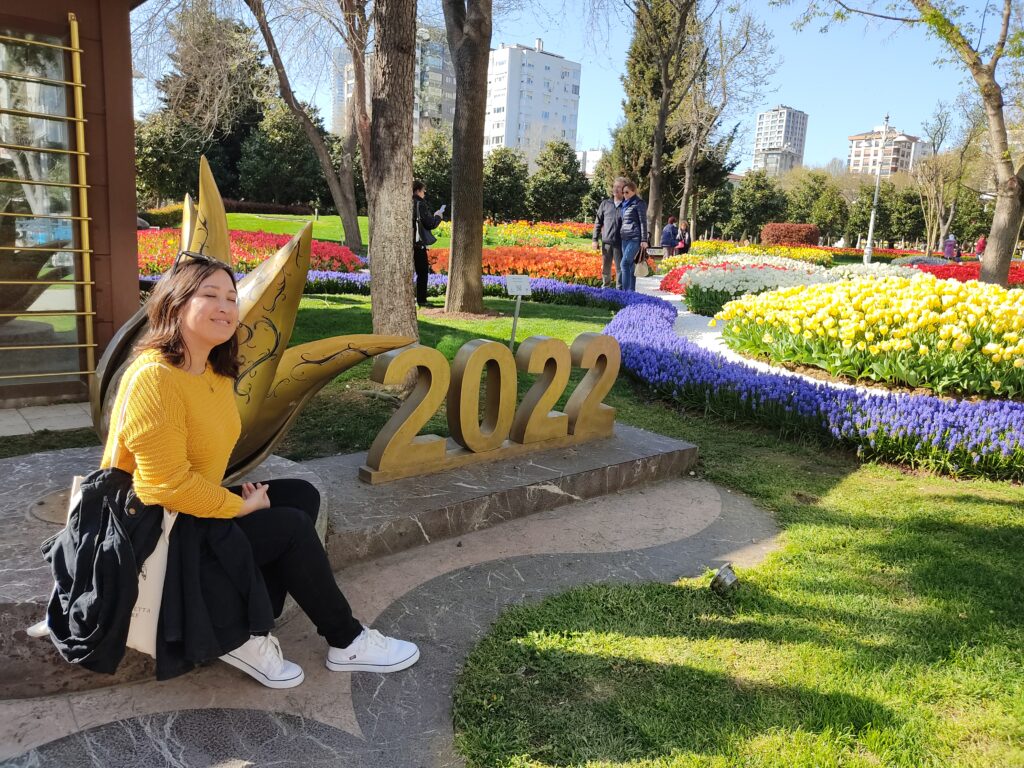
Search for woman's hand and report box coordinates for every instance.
[237,482,271,517]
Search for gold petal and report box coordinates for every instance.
[233,224,312,413]
[180,193,196,253]
[227,334,414,481]
[186,156,231,262]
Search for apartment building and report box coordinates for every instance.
[752,105,808,176]
[483,39,581,167]
[847,127,933,176]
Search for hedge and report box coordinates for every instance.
[760,222,821,246]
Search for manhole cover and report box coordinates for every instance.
[30,488,70,525]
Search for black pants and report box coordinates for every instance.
[413,244,430,306]
[229,479,363,649]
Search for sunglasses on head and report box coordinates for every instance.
[172,250,229,272]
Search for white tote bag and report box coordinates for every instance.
[113,362,178,658]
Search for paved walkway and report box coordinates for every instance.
[0,403,92,437]
[1,477,777,767]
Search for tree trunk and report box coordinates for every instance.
[367,0,418,338]
[243,0,361,250]
[677,141,698,232]
[334,102,363,251]
[443,0,492,314]
[647,84,672,241]
[980,172,1023,287]
[690,187,699,237]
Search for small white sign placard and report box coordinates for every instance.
[505,275,532,296]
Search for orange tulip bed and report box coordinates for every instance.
[428,246,607,285]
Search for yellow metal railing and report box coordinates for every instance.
[0,13,95,385]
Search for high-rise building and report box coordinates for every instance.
[412,26,456,145]
[484,39,581,167]
[752,105,808,176]
[847,127,932,176]
[330,47,354,137]
[329,26,456,144]
[576,148,604,178]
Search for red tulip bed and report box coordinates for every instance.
[137,228,364,276]
[914,262,1024,285]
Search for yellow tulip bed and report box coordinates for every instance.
[716,274,1024,399]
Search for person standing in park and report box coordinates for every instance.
[677,220,692,255]
[944,233,957,261]
[413,180,444,308]
[660,216,679,257]
[618,179,649,292]
[976,233,987,262]
[592,177,626,289]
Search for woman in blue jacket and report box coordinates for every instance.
[618,180,649,291]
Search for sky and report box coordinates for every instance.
[133,1,974,171]
[481,1,966,169]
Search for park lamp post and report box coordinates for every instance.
[863,113,890,265]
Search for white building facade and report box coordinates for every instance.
[484,40,581,167]
[752,105,808,176]
[847,127,933,176]
[576,148,604,178]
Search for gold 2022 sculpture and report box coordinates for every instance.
[91,158,413,482]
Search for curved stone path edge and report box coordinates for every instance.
[2,478,778,767]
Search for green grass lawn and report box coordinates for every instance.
[2,294,1020,766]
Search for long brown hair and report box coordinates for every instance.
[136,256,240,378]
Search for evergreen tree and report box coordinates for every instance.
[786,171,830,223]
[809,184,849,244]
[412,130,453,214]
[889,187,926,245]
[696,183,732,238]
[482,148,529,221]
[526,141,589,222]
[727,170,787,240]
[237,100,330,206]
[951,188,994,243]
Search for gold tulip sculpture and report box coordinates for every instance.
[91,158,413,482]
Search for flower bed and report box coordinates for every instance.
[716,274,1024,398]
[428,246,607,285]
[689,240,834,266]
[914,262,1024,285]
[683,240,938,267]
[434,220,592,247]
[604,291,1023,480]
[137,228,364,275]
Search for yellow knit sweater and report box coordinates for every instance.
[101,348,243,518]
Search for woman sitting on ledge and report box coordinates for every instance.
[103,254,419,688]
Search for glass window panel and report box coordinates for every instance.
[0,26,87,399]
[0,112,70,150]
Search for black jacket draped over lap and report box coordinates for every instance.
[42,467,273,679]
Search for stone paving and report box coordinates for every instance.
[1,476,777,767]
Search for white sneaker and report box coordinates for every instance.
[326,628,420,673]
[220,634,304,689]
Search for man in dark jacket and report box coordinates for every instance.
[413,180,443,308]
[592,177,626,289]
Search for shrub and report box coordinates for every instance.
[760,222,821,246]
[141,204,184,228]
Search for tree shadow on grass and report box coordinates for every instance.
[455,644,899,766]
